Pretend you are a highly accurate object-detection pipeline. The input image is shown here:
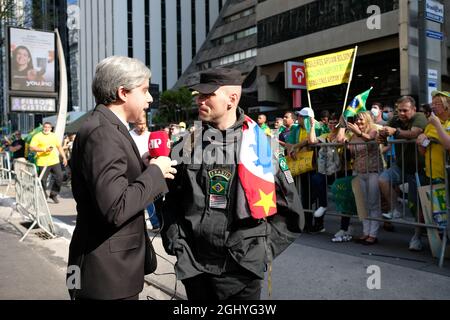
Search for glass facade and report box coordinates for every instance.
[258,0,399,48]
[202,48,257,69]
[224,7,255,23]
[212,26,257,46]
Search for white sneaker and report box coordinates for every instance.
[314,206,327,218]
[409,235,423,251]
[382,208,402,220]
[334,229,346,238]
[332,229,352,242]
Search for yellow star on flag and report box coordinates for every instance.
[253,189,276,216]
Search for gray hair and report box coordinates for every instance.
[92,56,151,105]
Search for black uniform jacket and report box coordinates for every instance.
[162,108,304,280]
[67,104,168,299]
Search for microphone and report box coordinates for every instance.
[148,130,171,158]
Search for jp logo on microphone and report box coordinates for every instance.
[148,131,171,158]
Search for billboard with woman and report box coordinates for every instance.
[8,27,56,92]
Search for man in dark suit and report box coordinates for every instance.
[67,56,177,300]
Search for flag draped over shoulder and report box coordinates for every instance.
[24,124,43,161]
[238,116,277,219]
[343,87,373,119]
[304,48,355,91]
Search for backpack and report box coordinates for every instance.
[317,136,341,176]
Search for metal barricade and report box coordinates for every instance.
[292,138,448,267]
[0,152,13,197]
[11,159,55,241]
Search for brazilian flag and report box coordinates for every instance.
[344,87,373,119]
[24,124,43,163]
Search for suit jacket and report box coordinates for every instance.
[67,104,168,299]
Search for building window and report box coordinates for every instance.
[258,0,399,48]
[145,0,150,67]
[191,0,196,58]
[161,0,167,91]
[223,7,255,23]
[205,0,210,33]
[212,26,257,46]
[203,48,256,69]
[176,0,182,77]
[127,0,133,57]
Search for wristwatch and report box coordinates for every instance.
[394,128,401,138]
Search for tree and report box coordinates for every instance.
[0,0,17,21]
[154,87,193,125]
[0,0,33,32]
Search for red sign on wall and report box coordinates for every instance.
[285,61,307,89]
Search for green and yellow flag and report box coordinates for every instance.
[304,48,355,91]
[343,87,373,119]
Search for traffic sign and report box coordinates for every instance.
[426,30,443,41]
[426,0,444,24]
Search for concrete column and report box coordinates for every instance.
[399,0,410,96]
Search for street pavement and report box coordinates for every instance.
[1,184,450,300]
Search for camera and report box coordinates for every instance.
[347,116,355,124]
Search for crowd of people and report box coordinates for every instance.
[252,90,450,251]
[1,124,76,203]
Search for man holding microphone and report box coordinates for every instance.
[67,56,177,300]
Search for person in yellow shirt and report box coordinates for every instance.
[417,90,450,181]
[30,122,68,203]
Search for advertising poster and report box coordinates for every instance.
[418,184,450,258]
[9,27,56,92]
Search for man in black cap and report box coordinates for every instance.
[161,68,304,300]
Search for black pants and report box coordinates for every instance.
[39,163,63,196]
[182,273,262,301]
[300,172,323,230]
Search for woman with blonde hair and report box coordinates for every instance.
[417,91,450,155]
[411,91,450,250]
[347,111,383,245]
